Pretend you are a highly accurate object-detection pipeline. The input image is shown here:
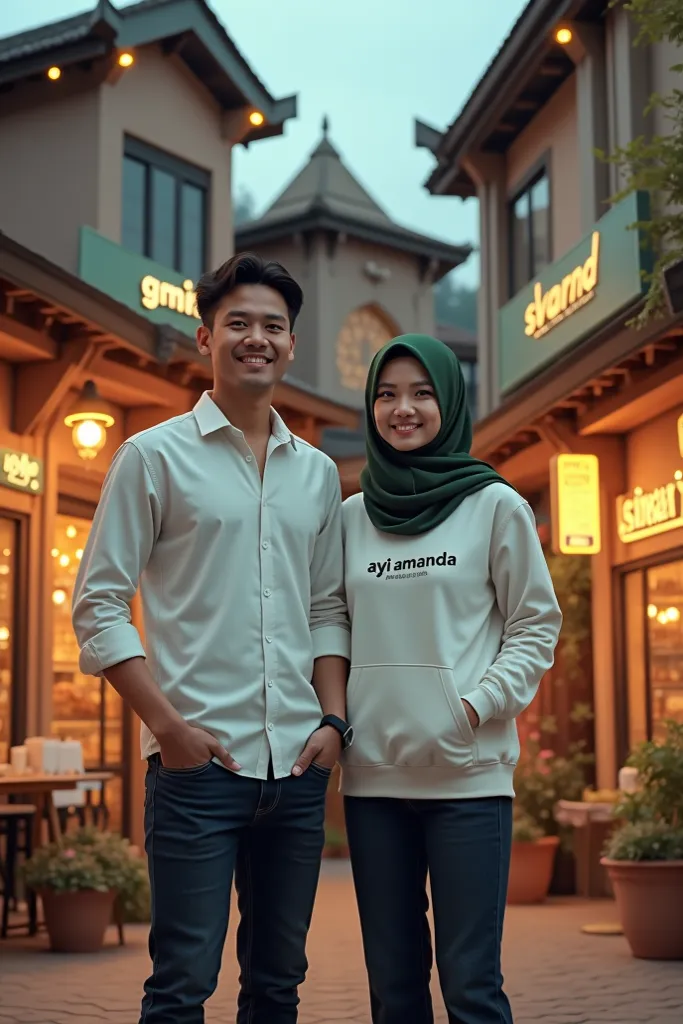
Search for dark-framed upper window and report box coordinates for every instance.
[509,167,551,297]
[122,136,210,283]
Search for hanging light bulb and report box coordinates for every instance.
[64,381,116,460]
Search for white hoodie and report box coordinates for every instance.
[340,483,562,800]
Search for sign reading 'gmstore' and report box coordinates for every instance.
[498,192,651,395]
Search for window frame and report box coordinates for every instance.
[122,136,210,280]
[508,154,552,299]
[0,511,29,749]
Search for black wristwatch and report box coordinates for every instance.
[320,714,354,749]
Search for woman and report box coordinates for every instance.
[341,334,562,1024]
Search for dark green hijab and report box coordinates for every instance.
[360,334,512,535]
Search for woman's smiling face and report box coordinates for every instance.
[373,355,441,452]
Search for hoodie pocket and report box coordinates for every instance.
[345,665,475,769]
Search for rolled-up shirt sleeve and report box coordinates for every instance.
[72,441,162,676]
[309,462,351,661]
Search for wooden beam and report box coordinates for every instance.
[13,339,96,435]
[578,346,683,435]
[88,352,191,409]
[0,312,57,361]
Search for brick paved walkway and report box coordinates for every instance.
[1,861,682,1023]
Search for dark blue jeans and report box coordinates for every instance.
[344,795,514,1024]
[139,755,330,1024]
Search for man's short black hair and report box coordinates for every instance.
[195,252,303,329]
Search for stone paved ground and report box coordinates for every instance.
[1,861,682,1024]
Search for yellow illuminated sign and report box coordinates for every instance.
[617,471,683,544]
[0,448,43,494]
[140,275,200,320]
[525,232,600,340]
[678,413,683,459]
[550,453,601,555]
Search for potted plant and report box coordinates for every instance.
[507,810,559,904]
[24,827,145,953]
[510,718,592,904]
[601,720,683,960]
[323,825,349,859]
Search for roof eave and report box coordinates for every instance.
[0,0,297,133]
[422,0,578,195]
[236,210,471,269]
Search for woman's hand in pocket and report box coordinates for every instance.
[462,700,480,730]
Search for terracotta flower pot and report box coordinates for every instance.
[601,859,683,960]
[507,836,560,905]
[39,889,116,953]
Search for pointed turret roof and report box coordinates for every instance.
[236,118,471,274]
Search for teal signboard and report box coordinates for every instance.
[78,227,200,339]
[498,192,651,394]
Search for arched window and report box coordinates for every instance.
[335,306,399,391]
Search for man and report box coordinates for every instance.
[72,252,352,1024]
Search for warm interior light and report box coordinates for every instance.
[47,66,62,81]
[76,548,84,560]
[64,380,115,460]
[555,27,573,45]
[249,110,265,127]
[0,566,9,577]
[51,547,60,558]
[647,603,658,619]
[118,52,135,68]
[52,589,67,607]
[0,625,10,642]
[2,549,10,557]
[66,525,77,539]
[59,554,70,568]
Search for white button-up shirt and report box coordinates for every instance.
[72,392,350,779]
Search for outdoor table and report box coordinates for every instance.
[554,799,623,936]
[0,771,114,848]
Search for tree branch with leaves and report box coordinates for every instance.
[605,0,683,324]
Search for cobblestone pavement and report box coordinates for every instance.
[1,861,682,1024]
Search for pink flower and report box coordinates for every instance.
[539,749,554,760]
[62,848,76,859]
[529,731,541,742]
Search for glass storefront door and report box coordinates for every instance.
[51,513,125,832]
[0,517,18,764]
[645,560,683,740]
[623,557,683,747]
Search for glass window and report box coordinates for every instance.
[122,156,146,255]
[180,183,206,281]
[509,170,551,296]
[150,168,177,269]
[121,139,209,280]
[646,561,683,742]
[0,518,17,764]
[51,513,124,834]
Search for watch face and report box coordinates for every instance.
[336,307,395,391]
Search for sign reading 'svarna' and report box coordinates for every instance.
[525,233,599,340]
[498,192,650,394]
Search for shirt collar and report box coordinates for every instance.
[193,391,296,448]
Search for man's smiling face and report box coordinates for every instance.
[196,283,295,392]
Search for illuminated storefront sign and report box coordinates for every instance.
[550,453,601,555]
[499,192,651,393]
[0,448,43,494]
[617,472,683,544]
[524,233,599,339]
[78,226,199,339]
[140,275,199,320]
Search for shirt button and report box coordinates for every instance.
[264,588,271,597]
[245,455,253,463]
[265,635,272,643]
[268,723,274,732]
[262,540,269,549]
[268,680,274,688]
